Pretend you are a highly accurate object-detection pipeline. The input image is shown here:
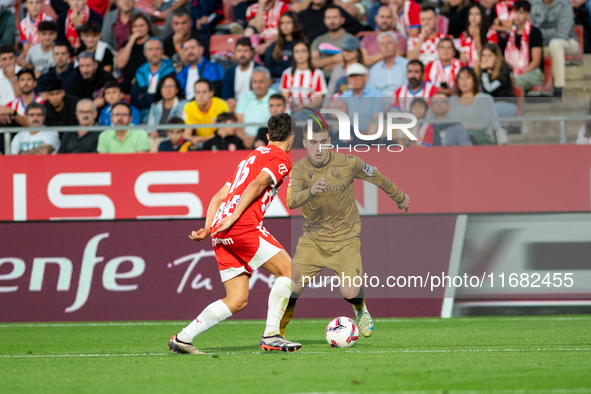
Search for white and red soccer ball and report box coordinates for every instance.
[325,317,359,348]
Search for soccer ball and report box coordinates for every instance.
[325,317,359,348]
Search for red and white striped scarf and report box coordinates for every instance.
[428,59,462,90]
[20,12,50,45]
[495,1,513,21]
[65,6,90,49]
[505,20,531,76]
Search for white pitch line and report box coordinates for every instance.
[1,348,590,359]
[294,389,591,394]
[1,316,590,328]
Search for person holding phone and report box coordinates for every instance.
[424,38,464,95]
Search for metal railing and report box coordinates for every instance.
[2,114,590,155]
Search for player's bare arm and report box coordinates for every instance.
[212,170,274,235]
[189,184,230,242]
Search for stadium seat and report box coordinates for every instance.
[565,25,584,65]
[355,31,373,39]
[527,56,554,97]
[210,34,242,54]
[437,15,449,36]
[513,86,523,117]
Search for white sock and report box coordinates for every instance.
[177,299,232,343]
[263,276,293,337]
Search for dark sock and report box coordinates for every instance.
[280,292,300,337]
[344,287,365,310]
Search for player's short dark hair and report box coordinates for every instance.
[104,80,121,92]
[513,0,531,13]
[410,97,429,112]
[112,102,131,115]
[420,4,437,15]
[407,59,424,73]
[80,20,102,35]
[302,119,326,140]
[195,78,213,91]
[217,112,238,123]
[0,44,16,55]
[269,93,286,105]
[38,21,57,33]
[235,37,252,50]
[267,113,294,142]
[26,102,46,116]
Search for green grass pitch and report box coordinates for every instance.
[1,316,590,393]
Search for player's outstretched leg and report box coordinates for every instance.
[260,251,302,352]
[169,274,248,354]
[343,287,373,338]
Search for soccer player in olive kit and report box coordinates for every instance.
[282,122,410,338]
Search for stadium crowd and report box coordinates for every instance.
[0,0,588,153]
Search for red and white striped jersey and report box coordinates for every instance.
[424,58,464,91]
[212,145,291,231]
[459,30,499,68]
[19,12,53,46]
[7,95,45,116]
[246,0,289,42]
[392,81,439,111]
[280,67,327,107]
[407,32,446,66]
[495,1,514,21]
[395,0,421,37]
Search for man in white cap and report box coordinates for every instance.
[340,63,384,134]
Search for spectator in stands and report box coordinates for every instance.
[298,0,365,43]
[490,0,514,34]
[56,0,103,54]
[388,0,421,38]
[43,79,78,126]
[158,117,194,151]
[76,20,114,73]
[163,9,208,67]
[0,46,21,108]
[148,0,189,38]
[478,0,500,27]
[254,92,286,147]
[131,38,175,116]
[235,66,275,147]
[424,38,464,96]
[311,5,355,78]
[441,0,471,38]
[192,0,223,40]
[265,11,307,80]
[177,37,224,99]
[0,5,15,46]
[399,98,434,146]
[202,112,246,150]
[367,31,409,97]
[11,102,60,154]
[327,36,364,96]
[575,99,591,145]
[407,6,447,66]
[448,66,507,144]
[459,4,499,69]
[530,0,579,98]
[1,69,45,125]
[223,38,260,111]
[99,81,141,126]
[58,98,100,153]
[148,74,187,138]
[243,0,290,56]
[18,0,53,65]
[571,0,591,41]
[281,41,327,112]
[183,78,230,145]
[406,6,445,65]
[25,21,58,77]
[102,0,147,51]
[392,59,438,111]
[361,6,406,68]
[340,63,383,133]
[36,42,76,93]
[503,1,544,92]
[428,91,472,146]
[116,13,155,93]
[70,51,115,110]
[97,102,150,153]
[478,43,517,118]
